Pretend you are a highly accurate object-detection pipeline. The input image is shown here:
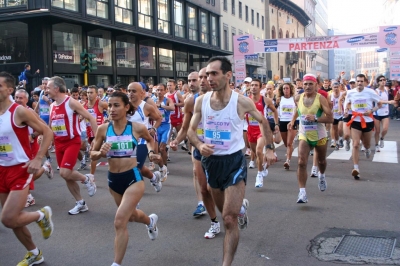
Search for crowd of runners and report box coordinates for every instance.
[0,56,398,266]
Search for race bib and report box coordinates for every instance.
[0,136,14,161]
[301,115,317,132]
[86,109,97,126]
[197,122,204,141]
[204,119,231,150]
[107,135,133,157]
[159,109,166,122]
[248,114,259,126]
[353,99,368,113]
[39,104,50,116]
[281,105,294,119]
[51,119,68,136]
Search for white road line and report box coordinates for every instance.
[292,147,299,157]
[275,141,284,149]
[372,141,398,163]
[327,145,353,160]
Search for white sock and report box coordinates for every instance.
[300,188,306,193]
[198,201,204,206]
[81,158,85,164]
[77,199,85,205]
[29,248,39,256]
[354,164,359,170]
[111,263,121,266]
[150,174,157,182]
[319,172,325,179]
[312,166,317,171]
[239,206,246,215]
[36,211,44,222]
[27,193,33,198]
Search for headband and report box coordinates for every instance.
[303,75,317,83]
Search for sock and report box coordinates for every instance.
[111,263,121,266]
[211,217,218,223]
[81,158,85,164]
[77,199,85,205]
[46,156,51,161]
[29,248,39,256]
[148,216,154,227]
[319,173,325,179]
[36,211,44,222]
[300,188,306,193]
[198,201,204,206]
[258,171,262,175]
[239,206,246,215]
[150,174,157,182]
[380,137,384,140]
[28,193,32,198]
[354,164,359,170]
[312,166,317,171]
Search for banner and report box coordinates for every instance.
[378,25,400,48]
[389,48,400,79]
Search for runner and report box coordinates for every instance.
[84,85,108,177]
[90,91,161,266]
[344,74,382,179]
[329,81,344,150]
[373,75,391,152]
[187,56,276,266]
[127,82,163,192]
[155,83,175,181]
[288,74,333,203]
[166,79,184,138]
[0,71,54,266]
[47,76,98,215]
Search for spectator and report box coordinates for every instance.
[21,64,40,95]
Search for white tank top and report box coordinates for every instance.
[128,101,150,144]
[279,96,296,121]
[0,103,31,166]
[330,92,343,120]
[201,91,245,155]
[374,89,389,116]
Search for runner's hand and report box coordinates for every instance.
[23,157,42,174]
[149,154,161,163]
[198,143,214,157]
[263,149,276,166]
[170,140,178,151]
[100,142,112,157]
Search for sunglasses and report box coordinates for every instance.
[379,79,386,82]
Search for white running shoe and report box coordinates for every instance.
[204,222,221,239]
[297,191,308,203]
[283,160,290,170]
[84,174,97,197]
[345,140,351,151]
[68,201,89,215]
[375,145,380,152]
[379,139,384,148]
[310,167,318,177]
[248,160,255,169]
[25,194,35,208]
[238,199,249,230]
[361,145,365,152]
[160,166,168,182]
[262,168,268,178]
[255,172,263,188]
[150,171,162,192]
[43,161,54,179]
[364,148,371,159]
[318,173,327,191]
[330,139,335,148]
[147,214,159,240]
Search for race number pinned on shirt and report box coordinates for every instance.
[300,115,317,131]
[353,99,368,113]
[0,136,14,161]
[107,135,134,157]
[51,119,68,136]
[204,118,231,150]
[39,104,50,116]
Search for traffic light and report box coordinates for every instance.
[80,50,89,72]
[88,53,97,72]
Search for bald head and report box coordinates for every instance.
[127,82,145,102]
[188,71,199,93]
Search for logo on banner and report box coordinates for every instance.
[264,40,278,46]
[237,36,250,41]
[347,36,364,43]
[376,48,388,52]
[265,47,277,52]
[238,41,250,53]
[384,26,397,32]
[385,32,397,46]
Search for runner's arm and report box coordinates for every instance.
[187,95,204,150]
[317,96,334,124]
[145,104,162,129]
[90,123,107,160]
[134,122,159,160]
[70,98,98,135]
[175,92,185,107]
[265,97,279,128]
[174,97,194,144]
[162,98,175,111]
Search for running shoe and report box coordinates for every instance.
[204,222,221,239]
[147,214,159,240]
[83,174,96,197]
[160,166,168,182]
[318,177,327,192]
[43,161,54,179]
[379,138,384,148]
[68,201,89,215]
[364,148,371,159]
[338,139,344,148]
[77,163,87,171]
[309,149,314,156]
[17,250,44,266]
[193,204,207,217]
[148,161,155,171]
[330,139,335,148]
[167,156,171,162]
[352,169,360,180]
[345,140,351,151]
[283,160,290,170]
[56,166,60,170]
[238,199,249,230]
[334,143,339,151]
[296,191,308,203]
[25,194,35,208]
[375,145,380,153]
[310,167,318,177]
[50,146,56,153]
[361,145,365,152]
[255,172,263,188]
[181,144,188,151]
[248,160,255,169]
[261,167,268,178]
[37,206,54,239]
[150,171,162,192]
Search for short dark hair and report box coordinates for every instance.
[157,83,166,90]
[114,83,126,91]
[207,56,232,74]
[295,78,302,82]
[33,90,41,97]
[167,79,176,85]
[356,74,366,80]
[88,85,98,93]
[24,64,30,69]
[0,71,16,89]
[177,79,186,85]
[376,75,386,84]
[251,79,262,87]
[71,87,79,94]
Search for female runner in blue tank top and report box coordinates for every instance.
[90,91,161,266]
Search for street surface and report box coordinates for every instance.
[1,122,400,266]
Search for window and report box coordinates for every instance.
[53,23,82,64]
[231,0,235,15]
[159,48,173,70]
[279,29,282,38]
[188,6,197,41]
[138,0,153,30]
[239,2,242,19]
[239,30,243,35]
[206,0,210,3]
[200,11,208,44]
[224,28,228,50]
[139,40,156,69]
[286,30,289,38]
[87,0,108,19]
[174,1,185,38]
[211,16,218,46]
[257,12,259,27]
[251,9,254,25]
[115,0,132,24]
[231,32,235,51]
[158,0,170,33]
[223,0,227,11]
[211,0,215,6]
[87,30,112,66]
[116,35,136,68]
[52,0,78,11]
[245,6,248,22]
[0,22,28,63]
[262,16,264,30]
[0,0,27,7]
[176,51,187,72]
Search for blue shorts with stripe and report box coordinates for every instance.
[201,150,247,191]
[157,123,171,144]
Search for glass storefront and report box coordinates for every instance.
[0,22,28,63]
[140,76,155,85]
[159,48,173,70]
[88,30,112,66]
[139,40,156,69]
[176,51,187,72]
[116,35,136,68]
[117,75,135,85]
[0,0,27,7]
[55,74,80,89]
[90,74,110,88]
[53,23,82,64]
[189,53,200,72]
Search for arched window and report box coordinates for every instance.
[292,33,295,38]
[271,26,276,39]
[286,30,289,38]
[279,28,283,38]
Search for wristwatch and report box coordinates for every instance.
[265,143,275,150]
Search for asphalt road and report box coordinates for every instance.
[1,121,400,266]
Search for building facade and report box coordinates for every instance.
[0,0,228,88]
[328,29,356,80]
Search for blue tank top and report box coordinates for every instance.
[105,121,138,158]
[38,90,50,122]
[158,98,171,125]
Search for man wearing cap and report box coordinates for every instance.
[347,79,357,90]
[241,77,252,96]
[288,74,333,203]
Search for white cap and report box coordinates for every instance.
[244,77,252,83]
[349,78,356,83]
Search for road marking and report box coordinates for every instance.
[372,141,398,163]
[96,162,108,166]
[327,145,353,160]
